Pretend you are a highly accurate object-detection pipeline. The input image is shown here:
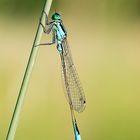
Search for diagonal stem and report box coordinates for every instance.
[6,0,53,140]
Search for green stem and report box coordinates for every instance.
[6,0,53,140]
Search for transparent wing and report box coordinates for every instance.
[60,39,86,113]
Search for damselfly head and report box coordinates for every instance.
[52,12,61,21]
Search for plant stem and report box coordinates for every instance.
[6,0,53,140]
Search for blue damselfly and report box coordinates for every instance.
[38,12,86,140]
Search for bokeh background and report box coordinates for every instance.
[0,0,140,139]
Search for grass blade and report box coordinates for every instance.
[6,0,53,140]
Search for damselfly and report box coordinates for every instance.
[38,12,86,140]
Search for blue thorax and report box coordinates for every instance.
[53,21,67,54]
[54,21,66,44]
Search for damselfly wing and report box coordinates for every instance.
[60,39,86,113]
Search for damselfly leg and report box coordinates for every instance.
[36,13,56,47]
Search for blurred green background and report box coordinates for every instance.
[0,0,140,139]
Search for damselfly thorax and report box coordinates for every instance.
[53,21,67,54]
